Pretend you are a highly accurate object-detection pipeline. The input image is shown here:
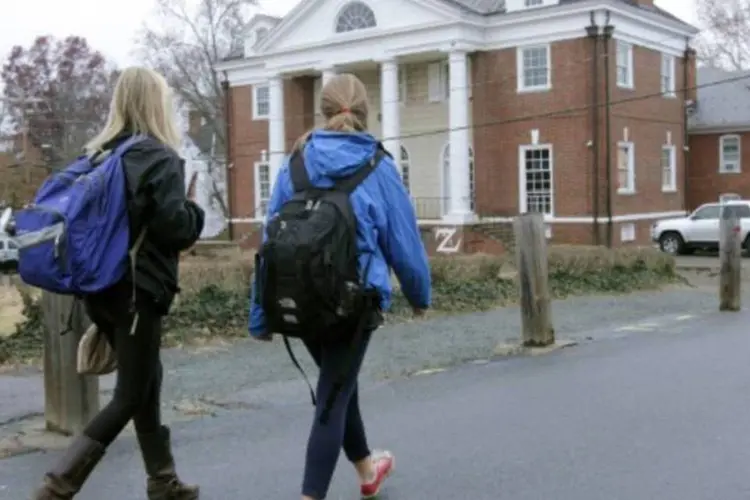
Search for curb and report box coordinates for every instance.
[493,339,578,357]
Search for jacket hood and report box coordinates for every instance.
[302,130,379,178]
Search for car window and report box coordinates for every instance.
[6,240,16,250]
[692,205,721,219]
[0,241,5,250]
[724,204,750,218]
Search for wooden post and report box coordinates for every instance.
[41,293,99,435]
[514,213,554,346]
[719,205,741,311]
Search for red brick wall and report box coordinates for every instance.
[687,132,750,209]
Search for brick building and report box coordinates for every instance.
[687,67,750,209]
[214,0,698,253]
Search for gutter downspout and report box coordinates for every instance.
[586,12,600,245]
[222,75,234,241]
[682,40,691,211]
[603,14,614,248]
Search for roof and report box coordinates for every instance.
[689,67,750,130]
[441,0,692,23]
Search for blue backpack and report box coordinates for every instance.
[12,135,146,295]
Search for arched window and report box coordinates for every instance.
[335,2,377,33]
[400,145,410,192]
[441,144,475,213]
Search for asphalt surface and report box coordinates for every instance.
[3,300,750,499]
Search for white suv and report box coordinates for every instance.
[651,201,750,255]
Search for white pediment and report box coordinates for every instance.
[258,0,461,53]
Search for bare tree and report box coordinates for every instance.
[136,0,258,218]
[696,0,750,70]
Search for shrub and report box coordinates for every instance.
[0,245,679,363]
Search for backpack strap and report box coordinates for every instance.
[289,151,313,193]
[333,147,386,195]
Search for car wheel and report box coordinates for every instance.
[659,232,684,255]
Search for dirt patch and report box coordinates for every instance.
[0,285,25,338]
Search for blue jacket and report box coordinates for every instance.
[248,130,431,336]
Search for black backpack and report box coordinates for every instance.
[254,144,387,421]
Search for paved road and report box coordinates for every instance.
[3,305,750,498]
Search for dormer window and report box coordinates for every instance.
[335,2,376,33]
[255,27,269,45]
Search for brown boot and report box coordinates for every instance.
[32,435,105,499]
[137,426,199,500]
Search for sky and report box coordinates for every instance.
[0,0,697,68]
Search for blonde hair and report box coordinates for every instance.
[293,73,369,151]
[85,67,182,155]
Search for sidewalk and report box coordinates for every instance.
[1,299,747,499]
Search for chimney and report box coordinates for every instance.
[187,109,202,139]
[684,48,697,103]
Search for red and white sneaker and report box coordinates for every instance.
[360,450,395,499]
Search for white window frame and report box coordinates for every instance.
[661,144,677,192]
[720,134,741,173]
[400,145,410,192]
[616,41,634,89]
[518,144,554,216]
[254,158,271,218]
[517,44,551,93]
[660,53,675,97]
[252,84,270,120]
[398,66,408,104]
[617,141,635,194]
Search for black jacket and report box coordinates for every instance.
[98,134,205,314]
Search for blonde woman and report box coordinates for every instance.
[250,73,431,499]
[33,67,204,499]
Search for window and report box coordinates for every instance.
[661,145,676,191]
[400,145,410,192]
[620,223,635,242]
[617,142,635,193]
[525,0,543,5]
[253,85,270,120]
[7,240,16,250]
[660,54,675,96]
[255,27,269,46]
[427,61,449,102]
[691,205,720,220]
[616,41,633,88]
[724,204,750,218]
[335,2,376,33]
[720,135,741,173]
[254,159,271,217]
[520,145,553,215]
[0,241,5,250]
[398,66,408,103]
[517,45,551,92]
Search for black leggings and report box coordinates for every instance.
[301,330,373,499]
[82,284,164,446]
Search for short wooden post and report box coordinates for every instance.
[719,205,741,311]
[514,213,554,346]
[41,293,99,435]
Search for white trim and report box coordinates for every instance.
[660,53,676,97]
[518,143,554,216]
[616,141,635,194]
[252,84,270,120]
[415,211,689,225]
[690,126,750,134]
[720,134,741,174]
[516,44,551,93]
[661,144,677,192]
[615,40,634,89]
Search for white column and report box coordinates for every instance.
[268,75,285,188]
[380,58,401,173]
[321,67,336,86]
[447,50,472,220]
